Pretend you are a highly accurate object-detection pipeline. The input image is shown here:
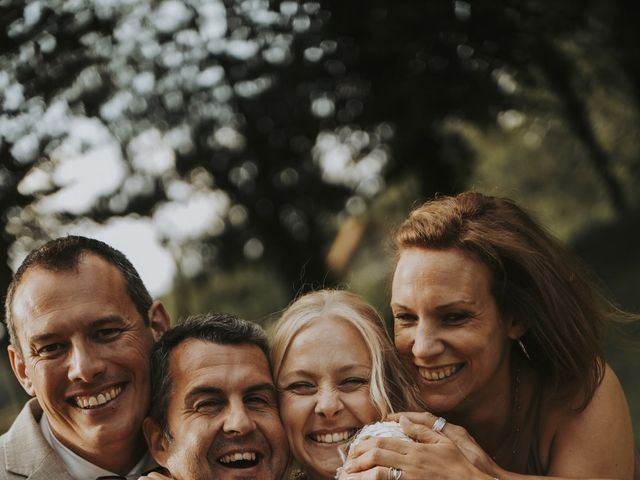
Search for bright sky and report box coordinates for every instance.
[16,118,231,298]
[4,0,387,300]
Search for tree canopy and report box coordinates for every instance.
[1,0,639,309]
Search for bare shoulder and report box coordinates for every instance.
[538,364,634,479]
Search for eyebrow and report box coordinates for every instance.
[28,315,125,345]
[184,382,277,404]
[280,364,370,379]
[246,383,278,397]
[434,300,476,310]
[391,300,475,310]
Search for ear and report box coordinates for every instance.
[148,301,171,342]
[506,314,528,340]
[8,345,36,396]
[143,417,170,467]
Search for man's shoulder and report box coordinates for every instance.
[0,400,70,480]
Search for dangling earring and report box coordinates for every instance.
[517,338,531,361]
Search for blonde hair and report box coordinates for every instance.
[270,289,422,416]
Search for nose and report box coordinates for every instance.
[411,322,445,359]
[67,342,107,383]
[223,401,256,436]
[314,388,344,418]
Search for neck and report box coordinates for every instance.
[448,359,518,455]
[81,435,147,475]
[55,429,147,475]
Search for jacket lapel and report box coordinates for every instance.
[4,399,73,480]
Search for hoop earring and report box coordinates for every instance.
[517,338,531,361]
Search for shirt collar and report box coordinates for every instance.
[39,412,157,479]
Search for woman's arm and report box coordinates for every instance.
[340,415,499,480]
[538,365,634,480]
[342,366,635,480]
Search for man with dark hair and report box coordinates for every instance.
[0,236,170,479]
[143,313,289,480]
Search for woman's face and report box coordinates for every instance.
[277,317,380,480]
[392,248,520,416]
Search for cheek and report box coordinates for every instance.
[393,328,413,355]
[169,426,212,465]
[280,397,306,437]
[261,415,288,458]
[122,331,155,360]
[348,391,380,424]
[31,365,59,394]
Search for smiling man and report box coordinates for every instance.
[0,236,170,480]
[143,313,289,480]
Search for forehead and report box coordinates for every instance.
[392,248,493,300]
[11,254,136,338]
[169,339,273,395]
[281,317,371,372]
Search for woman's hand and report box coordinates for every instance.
[391,411,499,474]
[340,414,500,480]
[137,472,172,480]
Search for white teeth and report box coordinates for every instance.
[419,365,461,381]
[75,386,123,409]
[219,452,257,464]
[312,430,354,444]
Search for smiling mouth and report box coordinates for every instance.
[72,385,123,409]
[218,451,261,469]
[309,429,358,445]
[418,364,464,381]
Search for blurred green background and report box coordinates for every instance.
[1,0,639,445]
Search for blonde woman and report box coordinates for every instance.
[270,290,422,480]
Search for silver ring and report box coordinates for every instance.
[432,416,447,433]
[388,467,403,480]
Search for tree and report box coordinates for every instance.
[2,0,639,311]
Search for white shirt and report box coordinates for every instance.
[40,413,157,479]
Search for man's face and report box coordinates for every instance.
[146,339,288,480]
[8,253,168,462]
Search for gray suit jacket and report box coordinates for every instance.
[0,399,72,480]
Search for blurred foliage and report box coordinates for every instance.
[1,0,639,441]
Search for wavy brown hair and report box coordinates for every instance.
[394,192,630,408]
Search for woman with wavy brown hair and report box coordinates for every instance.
[341,192,636,480]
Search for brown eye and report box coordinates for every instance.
[339,377,368,391]
[195,400,224,414]
[393,312,417,322]
[96,328,122,340]
[442,312,470,324]
[37,343,65,356]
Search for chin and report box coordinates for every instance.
[307,461,341,480]
[419,394,463,415]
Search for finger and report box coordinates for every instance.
[398,415,447,444]
[387,410,439,427]
[337,466,390,480]
[143,473,172,480]
[343,466,396,480]
[348,436,413,459]
[344,443,407,474]
[396,414,472,446]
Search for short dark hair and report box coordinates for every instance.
[4,235,153,352]
[148,313,270,436]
